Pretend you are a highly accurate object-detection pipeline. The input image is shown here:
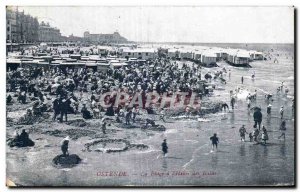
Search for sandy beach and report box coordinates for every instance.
[6,43,295,186]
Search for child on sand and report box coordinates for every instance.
[161,139,168,157]
[210,133,219,151]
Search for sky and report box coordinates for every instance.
[14,6,294,43]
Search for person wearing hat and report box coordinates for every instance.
[239,125,248,142]
[61,136,70,156]
[161,139,168,157]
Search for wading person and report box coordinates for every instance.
[221,103,229,112]
[249,132,253,142]
[247,99,251,110]
[278,120,287,140]
[267,104,272,115]
[253,127,259,142]
[253,109,262,130]
[280,106,284,119]
[261,126,268,145]
[161,139,168,157]
[230,97,235,110]
[241,76,244,84]
[239,125,248,142]
[210,133,219,151]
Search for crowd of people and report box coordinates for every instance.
[6,46,293,157]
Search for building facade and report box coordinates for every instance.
[6,7,39,43]
[38,21,62,42]
[6,7,17,43]
[84,31,128,44]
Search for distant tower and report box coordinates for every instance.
[83,31,90,38]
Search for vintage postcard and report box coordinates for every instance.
[6,6,295,187]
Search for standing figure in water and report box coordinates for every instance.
[251,71,255,80]
[267,104,272,115]
[253,127,259,142]
[161,139,168,157]
[241,76,244,84]
[253,109,262,130]
[280,106,284,119]
[239,125,248,142]
[278,120,287,140]
[210,133,219,151]
[230,97,236,110]
[261,126,269,145]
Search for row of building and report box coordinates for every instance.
[6,7,63,43]
[6,7,129,44]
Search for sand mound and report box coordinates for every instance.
[17,113,51,125]
[84,139,148,153]
[142,125,166,131]
[65,119,88,127]
[52,154,81,168]
[7,137,35,147]
[42,128,96,140]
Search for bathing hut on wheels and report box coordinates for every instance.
[226,49,251,67]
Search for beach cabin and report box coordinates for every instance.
[109,60,128,69]
[60,62,85,70]
[85,61,98,72]
[122,48,157,60]
[193,50,202,61]
[200,50,217,66]
[39,43,47,51]
[226,49,251,66]
[97,63,110,72]
[180,50,194,60]
[211,48,227,61]
[168,49,180,60]
[6,58,21,71]
[250,51,264,60]
[97,46,115,56]
[70,54,81,60]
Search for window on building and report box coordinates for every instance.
[146,53,149,56]
[138,53,141,55]
[7,27,10,31]
[7,35,10,40]
[128,53,131,55]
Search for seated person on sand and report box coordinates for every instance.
[145,118,156,128]
[10,129,35,147]
[81,103,93,119]
[6,94,13,104]
[19,108,34,123]
[18,91,27,104]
